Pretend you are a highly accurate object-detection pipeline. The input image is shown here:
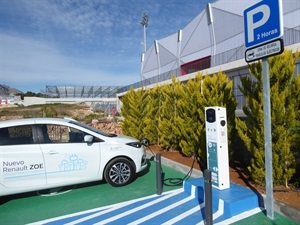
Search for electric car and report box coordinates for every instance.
[0,117,148,196]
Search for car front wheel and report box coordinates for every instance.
[104,158,135,187]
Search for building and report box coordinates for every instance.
[117,0,300,112]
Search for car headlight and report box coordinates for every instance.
[126,142,142,148]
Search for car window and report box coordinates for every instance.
[41,124,70,143]
[39,124,102,144]
[69,120,117,137]
[0,125,33,145]
[69,127,87,143]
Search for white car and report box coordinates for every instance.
[0,118,149,196]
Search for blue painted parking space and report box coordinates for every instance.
[1,160,298,225]
[29,178,262,225]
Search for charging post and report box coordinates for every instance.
[156,153,163,195]
[204,169,212,225]
[205,107,230,190]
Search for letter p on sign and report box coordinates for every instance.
[244,0,283,49]
[247,4,270,43]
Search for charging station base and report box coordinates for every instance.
[184,178,262,223]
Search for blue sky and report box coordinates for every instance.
[0,0,212,93]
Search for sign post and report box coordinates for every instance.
[262,57,274,218]
[244,0,284,220]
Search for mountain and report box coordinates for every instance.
[0,84,23,96]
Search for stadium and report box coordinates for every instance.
[117,0,300,112]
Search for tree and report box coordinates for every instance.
[24,91,37,97]
[159,76,182,150]
[121,88,146,140]
[290,75,300,183]
[142,86,160,145]
[236,50,299,187]
[175,73,206,169]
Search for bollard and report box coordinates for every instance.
[156,154,162,195]
[204,169,213,225]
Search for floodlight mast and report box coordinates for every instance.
[140,12,149,84]
[140,12,149,53]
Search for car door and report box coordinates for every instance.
[0,125,46,188]
[37,124,101,185]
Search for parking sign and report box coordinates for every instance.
[244,0,283,49]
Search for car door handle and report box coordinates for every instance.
[48,151,59,155]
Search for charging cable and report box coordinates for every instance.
[147,146,196,186]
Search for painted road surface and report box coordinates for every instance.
[28,178,263,225]
[1,161,298,225]
[28,187,255,224]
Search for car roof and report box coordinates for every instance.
[0,117,74,128]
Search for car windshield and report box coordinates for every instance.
[69,121,117,137]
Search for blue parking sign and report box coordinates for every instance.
[244,0,283,48]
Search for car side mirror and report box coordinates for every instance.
[141,138,150,147]
[84,135,93,143]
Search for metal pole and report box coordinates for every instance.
[156,154,162,195]
[140,13,148,86]
[177,30,182,77]
[204,169,212,225]
[143,24,147,53]
[262,57,274,219]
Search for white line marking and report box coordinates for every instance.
[128,185,199,225]
[196,199,224,225]
[191,185,196,197]
[127,195,195,225]
[213,198,224,220]
[161,203,205,225]
[214,207,262,225]
[28,189,182,225]
[92,190,185,225]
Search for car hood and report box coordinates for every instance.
[113,134,140,144]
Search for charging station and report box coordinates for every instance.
[205,106,230,190]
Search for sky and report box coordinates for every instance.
[0,0,212,93]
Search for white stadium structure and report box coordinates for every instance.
[118,0,300,112]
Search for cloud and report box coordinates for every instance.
[0,33,139,92]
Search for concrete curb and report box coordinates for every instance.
[267,195,300,224]
[147,151,300,224]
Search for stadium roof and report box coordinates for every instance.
[45,86,121,98]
